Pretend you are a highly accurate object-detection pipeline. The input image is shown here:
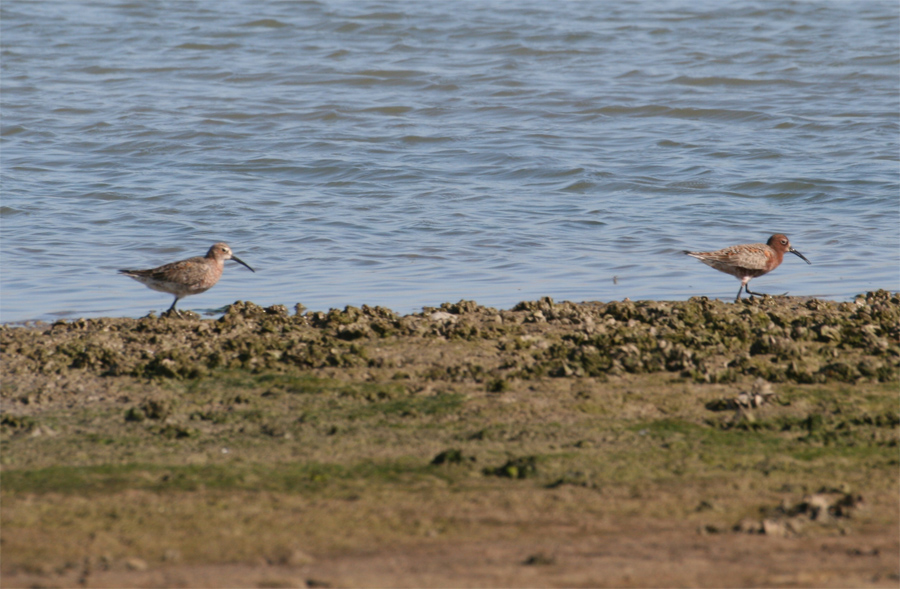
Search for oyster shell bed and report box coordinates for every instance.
[3,290,897,387]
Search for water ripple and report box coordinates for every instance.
[1,0,897,321]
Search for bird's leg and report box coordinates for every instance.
[738,279,776,302]
[744,286,767,298]
[163,297,181,318]
[746,286,789,299]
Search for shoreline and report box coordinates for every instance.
[0,290,872,329]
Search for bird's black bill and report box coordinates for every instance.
[231,255,255,272]
[789,248,811,265]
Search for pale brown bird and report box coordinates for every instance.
[120,242,255,315]
[684,234,811,302]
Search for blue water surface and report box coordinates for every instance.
[2,1,898,322]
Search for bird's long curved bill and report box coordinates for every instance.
[231,255,255,272]
[789,248,811,265]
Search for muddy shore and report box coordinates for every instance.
[2,292,898,587]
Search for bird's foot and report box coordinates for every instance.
[744,291,789,304]
[162,309,200,320]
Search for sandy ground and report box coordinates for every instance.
[5,527,898,588]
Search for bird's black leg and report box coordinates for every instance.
[744,285,766,297]
[745,286,789,298]
[163,297,181,318]
[734,284,744,303]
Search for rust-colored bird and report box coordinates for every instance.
[683,234,811,302]
[120,242,255,315]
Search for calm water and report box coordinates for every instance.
[2,1,898,323]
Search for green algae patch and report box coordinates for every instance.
[1,460,438,496]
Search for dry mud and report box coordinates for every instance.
[2,291,898,588]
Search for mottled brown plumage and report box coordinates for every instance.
[120,243,254,315]
[684,234,811,302]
